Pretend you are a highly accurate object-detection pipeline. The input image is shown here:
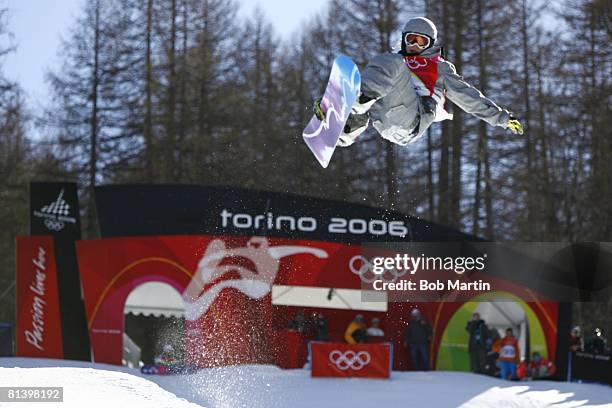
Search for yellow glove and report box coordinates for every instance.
[507,116,524,135]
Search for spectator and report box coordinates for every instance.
[288,310,309,334]
[494,328,520,380]
[569,326,584,352]
[585,328,608,355]
[484,327,501,376]
[344,314,367,344]
[155,344,177,366]
[311,312,329,341]
[487,327,501,346]
[526,352,556,379]
[403,308,432,371]
[466,312,488,374]
[367,317,385,338]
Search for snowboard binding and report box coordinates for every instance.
[313,99,326,121]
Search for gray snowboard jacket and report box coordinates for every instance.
[361,46,512,146]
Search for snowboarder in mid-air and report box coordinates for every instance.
[314,17,523,147]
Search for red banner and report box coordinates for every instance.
[15,236,64,358]
[311,342,392,378]
[76,235,351,366]
[73,235,559,370]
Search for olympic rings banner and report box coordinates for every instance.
[310,342,392,379]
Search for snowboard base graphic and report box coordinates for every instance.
[302,55,361,168]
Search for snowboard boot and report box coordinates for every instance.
[338,113,369,147]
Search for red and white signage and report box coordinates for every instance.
[15,236,64,358]
[72,234,559,370]
[311,342,391,378]
[76,235,344,366]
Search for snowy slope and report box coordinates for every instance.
[1,358,611,408]
[0,358,200,408]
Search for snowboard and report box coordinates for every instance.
[302,54,361,168]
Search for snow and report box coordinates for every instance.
[1,358,611,408]
[0,358,199,408]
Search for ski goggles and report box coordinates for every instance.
[404,32,432,49]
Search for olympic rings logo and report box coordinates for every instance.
[405,57,428,70]
[329,350,371,370]
[349,255,407,283]
[44,219,65,231]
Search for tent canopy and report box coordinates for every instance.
[124,282,185,318]
[475,301,526,330]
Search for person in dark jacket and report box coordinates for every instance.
[466,312,489,374]
[288,310,309,334]
[403,308,432,370]
[585,328,608,355]
[485,327,501,376]
[311,312,329,341]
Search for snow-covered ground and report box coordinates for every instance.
[1,358,611,408]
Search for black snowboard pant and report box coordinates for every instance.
[469,348,487,374]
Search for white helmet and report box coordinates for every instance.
[403,17,437,42]
[401,17,437,53]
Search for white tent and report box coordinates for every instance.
[124,281,185,318]
[475,301,528,360]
